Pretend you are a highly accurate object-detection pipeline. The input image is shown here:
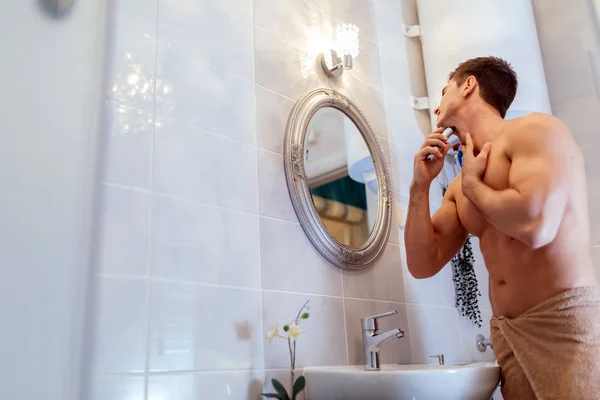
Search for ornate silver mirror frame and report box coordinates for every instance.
[284,88,393,270]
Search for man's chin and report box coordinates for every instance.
[435,115,445,128]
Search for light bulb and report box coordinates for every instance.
[335,23,359,58]
[127,73,140,85]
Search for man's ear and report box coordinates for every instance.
[462,76,477,98]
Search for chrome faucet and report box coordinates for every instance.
[361,310,405,371]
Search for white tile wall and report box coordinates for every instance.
[352,37,384,89]
[429,177,444,206]
[406,304,462,364]
[554,93,600,147]
[148,281,263,372]
[583,142,600,195]
[386,97,427,149]
[389,141,415,195]
[260,217,342,296]
[402,261,456,308]
[90,376,145,400]
[90,0,502,397]
[159,0,254,79]
[153,118,258,212]
[374,1,405,54]
[256,85,296,154]
[381,55,412,101]
[150,195,260,287]
[155,48,256,144]
[257,149,299,222]
[104,102,155,188]
[532,0,597,112]
[589,194,600,246]
[397,192,410,220]
[92,277,148,373]
[113,0,158,34]
[342,243,405,302]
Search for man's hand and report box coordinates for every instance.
[461,133,491,199]
[457,115,572,248]
[412,128,451,188]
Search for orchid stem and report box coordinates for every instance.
[294,300,310,325]
[288,337,294,392]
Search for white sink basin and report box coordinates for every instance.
[304,362,500,400]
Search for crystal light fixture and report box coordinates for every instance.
[320,23,360,77]
[335,23,360,59]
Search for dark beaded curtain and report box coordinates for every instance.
[442,185,483,328]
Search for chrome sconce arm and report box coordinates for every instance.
[321,51,354,77]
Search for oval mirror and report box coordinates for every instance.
[284,88,392,270]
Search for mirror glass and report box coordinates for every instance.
[304,107,379,248]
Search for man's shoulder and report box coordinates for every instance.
[507,112,568,136]
[505,112,571,152]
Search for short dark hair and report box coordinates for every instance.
[448,56,518,118]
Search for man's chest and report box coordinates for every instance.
[455,143,511,236]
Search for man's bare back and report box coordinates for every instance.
[445,113,597,317]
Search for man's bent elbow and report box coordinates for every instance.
[518,219,559,249]
[406,256,441,279]
[408,268,436,279]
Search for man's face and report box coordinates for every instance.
[434,79,463,131]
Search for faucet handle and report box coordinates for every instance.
[361,310,397,331]
[476,334,493,352]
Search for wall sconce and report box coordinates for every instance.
[320,23,360,77]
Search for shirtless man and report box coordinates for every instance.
[404,56,600,399]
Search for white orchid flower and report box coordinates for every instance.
[266,323,279,343]
[287,324,304,341]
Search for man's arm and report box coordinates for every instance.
[405,181,469,279]
[462,115,572,248]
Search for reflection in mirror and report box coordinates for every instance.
[304,107,378,248]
